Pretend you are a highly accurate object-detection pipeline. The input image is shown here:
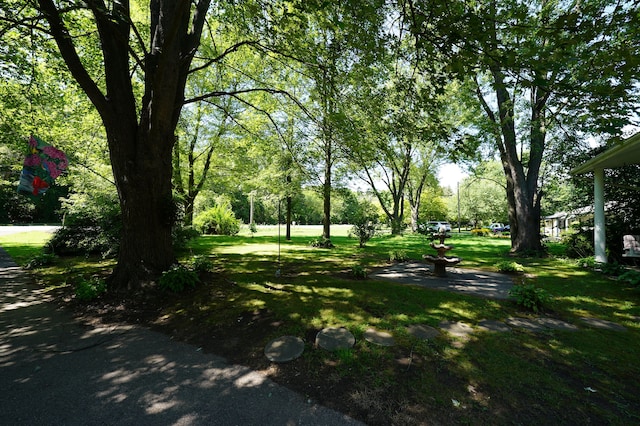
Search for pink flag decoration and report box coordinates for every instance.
[17,135,68,197]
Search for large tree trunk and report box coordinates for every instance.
[39,0,210,290]
[111,160,176,290]
[489,64,544,255]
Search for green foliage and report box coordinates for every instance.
[191,255,215,273]
[309,236,334,248]
[249,222,257,236]
[619,270,640,287]
[351,221,378,247]
[75,277,107,301]
[599,262,627,277]
[342,193,379,247]
[561,229,594,259]
[455,162,508,226]
[389,249,409,262]
[351,264,367,279]
[49,191,121,257]
[496,261,525,273]
[25,252,55,269]
[509,284,551,313]
[578,256,597,269]
[471,228,490,237]
[173,225,201,250]
[158,265,199,293]
[193,203,240,236]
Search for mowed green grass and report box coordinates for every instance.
[3,226,640,424]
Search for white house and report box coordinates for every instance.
[571,132,640,263]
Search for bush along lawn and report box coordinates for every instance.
[6,229,640,425]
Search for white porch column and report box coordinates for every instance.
[594,167,606,263]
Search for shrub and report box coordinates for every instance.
[389,249,409,262]
[25,252,55,269]
[49,191,121,257]
[496,261,525,273]
[75,277,107,301]
[578,256,597,269]
[619,270,640,287]
[561,229,593,258]
[158,265,199,292]
[310,236,334,248]
[599,261,627,276]
[509,284,551,313]
[351,264,368,279]
[193,204,240,235]
[471,228,491,237]
[173,225,201,250]
[191,255,215,273]
[345,197,380,247]
[351,221,378,248]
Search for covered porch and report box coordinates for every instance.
[571,133,640,263]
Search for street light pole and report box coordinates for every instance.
[457,181,461,233]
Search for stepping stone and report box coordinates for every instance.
[363,328,396,346]
[315,327,355,351]
[580,317,627,332]
[505,317,547,332]
[439,321,474,339]
[477,319,511,332]
[534,317,579,331]
[264,336,305,362]
[407,324,440,340]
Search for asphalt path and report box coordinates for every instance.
[0,232,362,426]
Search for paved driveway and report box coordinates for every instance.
[0,247,361,425]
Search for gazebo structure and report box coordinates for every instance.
[571,132,640,263]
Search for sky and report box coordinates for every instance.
[438,163,467,191]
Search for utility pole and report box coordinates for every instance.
[457,181,461,233]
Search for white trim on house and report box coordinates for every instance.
[570,132,640,263]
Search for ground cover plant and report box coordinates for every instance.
[2,226,640,425]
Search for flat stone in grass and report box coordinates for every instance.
[580,317,627,332]
[534,317,579,331]
[316,327,355,351]
[407,324,440,340]
[505,317,547,332]
[477,319,511,333]
[264,336,305,362]
[439,321,474,339]
[363,328,396,346]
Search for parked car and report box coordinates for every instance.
[489,223,505,232]
[426,221,452,232]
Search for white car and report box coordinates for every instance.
[426,221,452,232]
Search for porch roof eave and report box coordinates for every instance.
[571,132,640,175]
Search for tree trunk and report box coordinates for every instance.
[107,126,177,290]
[38,0,210,290]
[286,194,292,241]
[322,170,331,240]
[490,65,544,255]
[410,203,420,233]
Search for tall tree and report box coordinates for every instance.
[402,0,640,254]
[344,63,447,234]
[1,0,261,289]
[262,1,388,243]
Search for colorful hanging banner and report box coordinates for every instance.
[17,135,68,197]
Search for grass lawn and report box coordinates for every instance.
[2,226,640,425]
